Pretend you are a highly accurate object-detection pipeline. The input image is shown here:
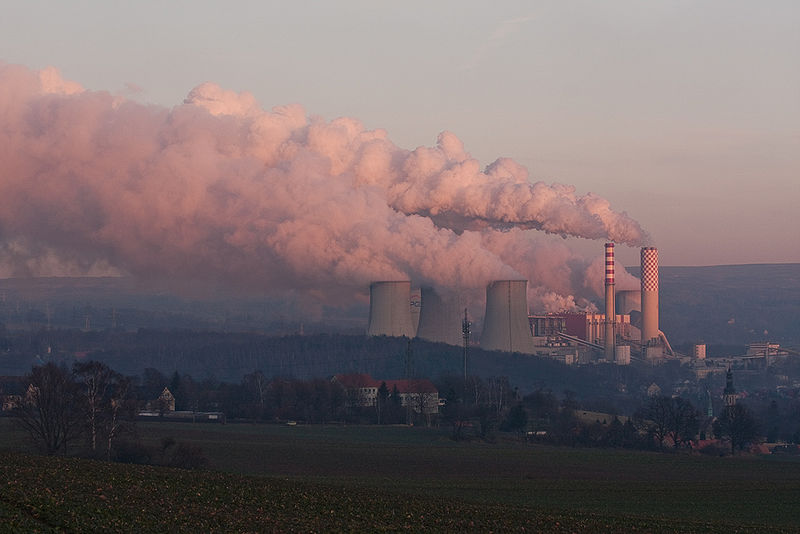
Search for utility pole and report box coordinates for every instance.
[462,308,471,384]
[405,339,412,381]
[405,339,413,425]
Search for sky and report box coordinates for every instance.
[1,1,798,278]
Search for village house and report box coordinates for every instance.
[145,387,176,413]
[332,373,439,415]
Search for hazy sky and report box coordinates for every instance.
[2,0,798,267]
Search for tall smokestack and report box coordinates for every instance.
[367,281,415,337]
[640,247,659,344]
[481,280,536,354]
[604,243,616,361]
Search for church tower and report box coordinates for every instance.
[723,367,737,411]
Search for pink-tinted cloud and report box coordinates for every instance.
[0,63,647,312]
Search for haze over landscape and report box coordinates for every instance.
[2,4,800,532]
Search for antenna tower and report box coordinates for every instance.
[462,308,471,383]
[405,339,413,425]
[405,339,413,380]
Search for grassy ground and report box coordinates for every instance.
[2,418,800,532]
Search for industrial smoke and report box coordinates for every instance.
[0,63,649,312]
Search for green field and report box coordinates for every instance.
[2,419,800,532]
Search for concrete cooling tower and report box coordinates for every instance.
[640,247,659,344]
[367,281,415,337]
[415,287,463,346]
[481,280,536,354]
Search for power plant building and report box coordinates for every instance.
[558,312,632,346]
[481,280,536,354]
[615,345,631,365]
[529,314,567,337]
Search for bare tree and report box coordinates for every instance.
[714,403,760,454]
[376,381,389,424]
[637,396,700,450]
[73,360,113,453]
[639,396,672,449]
[13,363,83,455]
[668,397,700,449]
[105,375,133,461]
[73,361,134,459]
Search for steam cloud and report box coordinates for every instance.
[0,63,646,313]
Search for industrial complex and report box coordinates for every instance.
[366,244,791,372]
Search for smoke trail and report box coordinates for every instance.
[0,63,647,311]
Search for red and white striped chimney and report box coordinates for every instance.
[640,247,659,344]
[604,243,616,361]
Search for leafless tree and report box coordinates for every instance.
[13,363,83,455]
[714,403,760,454]
[73,361,134,459]
[638,396,700,449]
[105,375,133,460]
[668,397,700,449]
[639,396,672,449]
[73,360,113,453]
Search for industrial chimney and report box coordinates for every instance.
[640,247,659,344]
[367,281,415,337]
[604,243,616,362]
[481,280,536,354]
[415,287,464,346]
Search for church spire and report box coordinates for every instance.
[723,366,737,410]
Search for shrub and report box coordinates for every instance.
[112,439,152,465]
[164,443,209,470]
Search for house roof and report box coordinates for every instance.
[332,374,437,394]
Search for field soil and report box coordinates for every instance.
[2,419,800,532]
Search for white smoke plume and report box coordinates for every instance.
[0,63,647,313]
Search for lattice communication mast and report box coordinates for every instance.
[462,308,471,382]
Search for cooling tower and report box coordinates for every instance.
[481,280,536,354]
[604,243,616,362]
[640,247,659,344]
[616,290,641,315]
[415,287,464,346]
[367,281,415,337]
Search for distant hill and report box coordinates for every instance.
[1,263,798,346]
[625,263,800,346]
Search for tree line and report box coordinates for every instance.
[9,361,766,462]
[484,389,761,454]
